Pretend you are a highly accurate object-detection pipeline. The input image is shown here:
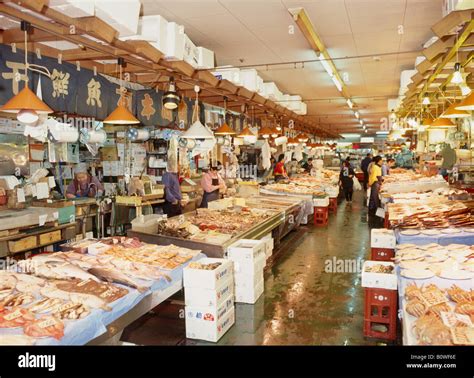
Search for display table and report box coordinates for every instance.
[395,229,474,246]
[0,253,205,345]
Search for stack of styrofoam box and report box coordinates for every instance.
[240,69,264,93]
[196,47,215,69]
[260,233,274,261]
[183,258,235,342]
[212,67,241,86]
[227,239,266,304]
[281,94,291,108]
[49,0,95,17]
[287,95,302,111]
[121,15,169,54]
[262,82,282,101]
[165,22,185,61]
[295,102,307,115]
[94,0,141,37]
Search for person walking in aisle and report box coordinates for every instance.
[339,160,355,203]
[368,156,383,215]
[382,158,395,176]
[360,153,372,190]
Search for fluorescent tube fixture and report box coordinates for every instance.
[318,54,333,77]
[376,131,389,135]
[331,76,343,92]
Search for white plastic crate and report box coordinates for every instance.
[184,277,234,308]
[361,261,397,290]
[197,47,215,69]
[235,278,264,304]
[370,229,396,249]
[165,22,185,61]
[183,258,233,290]
[186,305,235,342]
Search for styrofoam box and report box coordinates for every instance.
[313,196,329,207]
[197,47,215,69]
[295,102,307,115]
[262,82,282,101]
[240,69,261,92]
[235,278,264,304]
[122,15,168,53]
[183,258,233,290]
[227,239,266,265]
[94,0,140,37]
[234,254,266,281]
[183,34,199,68]
[165,22,185,61]
[185,294,233,325]
[186,305,235,342]
[49,0,95,17]
[184,277,234,308]
[281,94,291,108]
[235,269,264,291]
[361,261,397,290]
[371,229,396,249]
[287,95,302,111]
[212,68,241,86]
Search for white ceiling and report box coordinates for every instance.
[141,0,444,135]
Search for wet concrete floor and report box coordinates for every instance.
[122,191,378,345]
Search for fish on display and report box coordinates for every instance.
[34,261,100,282]
[88,268,149,293]
[40,284,111,311]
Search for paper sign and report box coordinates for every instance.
[39,214,48,226]
[184,178,197,186]
[48,176,56,189]
[36,182,49,199]
[376,207,385,218]
[17,188,25,203]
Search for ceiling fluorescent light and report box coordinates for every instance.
[331,76,343,92]
[318,54,333,77]
[346,99,353,109]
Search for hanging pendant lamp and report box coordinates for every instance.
[104,58,139,125]
[162,76,180,110]
[182,86,214,140]
[214,97,235,136]
[455,92,474,111]
[440,102,470,118]
[0,22,53,124]
[430,117,456,128]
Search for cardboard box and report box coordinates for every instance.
[371,229,396,249]
[235,278,264,304]
[184,277,234,308]
[183,258,233,290]
[361,261,397,290]
[227,239,266,265]
[186,306,235,342]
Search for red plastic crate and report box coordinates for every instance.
[328,197,338,214]
[313,206,328,227]
[364,288,397,340]
[371,247,395,261]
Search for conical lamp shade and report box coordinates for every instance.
[422,116,434,126]
[430,118,456,128]
[287,137,298,146]
[259,126,274,138]
[297,133,308,142]
[238,127,255,137]
[214,122,235,135]
[455,93,474,111]
[1,86,53,114]
[182,120,214,139]
[440,102,470,118]
[104,105,140,124]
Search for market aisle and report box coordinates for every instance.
[215,190,373,345]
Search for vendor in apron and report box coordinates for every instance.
[66,163,104,199]
[200,166,226,208]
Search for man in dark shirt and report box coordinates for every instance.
[162,166,182,217]
[360,153,373,191]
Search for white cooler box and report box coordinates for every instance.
[370,229,396,249]
[185,298,235,342]
[235,278,264,304]
[185,278,234,308]
[260,233,274,260]
[183,258,233,290]
[227,239,266,267]
[361,261,397,290]
[313,196,329,207]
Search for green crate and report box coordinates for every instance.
[58,205,76,224]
